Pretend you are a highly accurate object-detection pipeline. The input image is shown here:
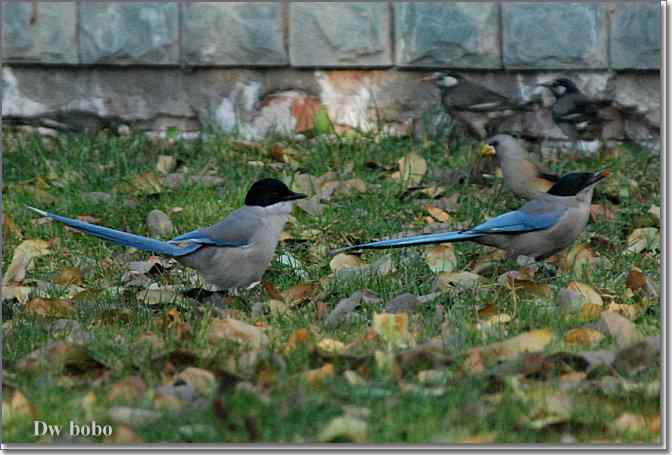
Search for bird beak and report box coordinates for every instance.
[480,144,497,157]
[589,170,609,185]
[283,192,307,201]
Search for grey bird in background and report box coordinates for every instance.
[335,170,608,262]
[536,78,613,143]
[422,72,532,138]
[480,134,559,200]
[28,178,307,291]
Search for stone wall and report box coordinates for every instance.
[0,1,661,148]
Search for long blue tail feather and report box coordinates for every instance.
[27,207,201,257]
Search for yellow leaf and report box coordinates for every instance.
[425,206,451,223]
[564,328,605,347]
[316,338,347,356]
[436,271,484,290]
[304,363,334,385]
[567,282,604,306]
[207,319,269,350]
[626,228,659,253]
[25,298,75,319]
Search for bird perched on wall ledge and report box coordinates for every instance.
[536,78,613,143]
[421,72,532,138]
[28,178,307,292]
[335,170,608,262]
[480,134,559,200]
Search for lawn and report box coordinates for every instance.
[2,129,662,444]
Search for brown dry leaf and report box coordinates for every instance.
[478,303,499,319]
[270,144,300,164]
[341,178,368,193]
[560,244,598,277]
[176,367,216,396]
[590,203,616,222]
[372,313,412,349]
[503,277,553,299]
[610,413,647,434]
[54,267,83,286]
[3,239,51,285]
[2,389,37,420]
[156,155,177,175]
[304,363,335,385]
[626,267,647,292]
[281,282,318,304]
[318,415,367,443]
[599,311,644,348]
[426,206,451,223]
[578,303,604,322]
[473,328,554,363]
[108,376,147,402]
[424,244,457,273]
[606,303,642,321]
[329,253,363,272]
[626,228,660,253]
[564,328,605,347]
[420,185,446,198]
[650,415,661,434]
[207,319,269,350]
[393,153,427,186]
[104,425,144,443]
[25,298,76,319]
[476,314,512,334]
[567,281,603,306]
[16,341,107,376]
[436,271,484,290]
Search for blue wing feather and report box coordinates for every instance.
[170,229,249,248]
[468,209,563,235]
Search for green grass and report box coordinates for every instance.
[2,129,661,444]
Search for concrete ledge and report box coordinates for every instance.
[610,3,661,70]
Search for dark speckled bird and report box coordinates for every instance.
[536,78,613,142]
[422,72,532,138]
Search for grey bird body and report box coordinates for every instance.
[474,189,593,260]
[177,202,293,290]
[335,171,607,263]
[28,178,306,292]
[482,134,559,200]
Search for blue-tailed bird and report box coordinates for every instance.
[28,178,306,291]
[335,171,608,261]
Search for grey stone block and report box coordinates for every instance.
[610,3,661,70]
[182,3,287,66]
[289,3,391,67]
[503,3,608,69]
[79,2,178,65]
[2,1,77,64]
[395,2,500,68]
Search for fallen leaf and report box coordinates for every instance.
[590,203,616,222]
[25,298,75,319]
[3,214,23,240]
[564,328,605,347]
[329,253,363,272]
[136,288,180,305]
[626,228,659,253]
[372,313,412,349]
[108,406,161,426]
[332,255,395,281]
[424,244,457,273]
[16,341,107,377]
[2,286,32,304]
[471,328,554,363]
[2,389,36,420]
[426,206,452,223]
[304,363,334,385]
[318,415,367,443]
[567,282,604,306]
[176,367,216,396]
[108,376,147,402]
[115,172,162,195]
[3,239,51,285]
[610,413,647,434]
[316,339,347,356]
[607,303,642,320]
[54,267,83,286]
[281,282,318,304]
[286,328,313,352]
[207,319,269,350]
[394,153,427,186]
[436,271,484,290]
[156,155,177,175]
[648,206,660,225]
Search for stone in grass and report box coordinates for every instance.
[146,209,173,238]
